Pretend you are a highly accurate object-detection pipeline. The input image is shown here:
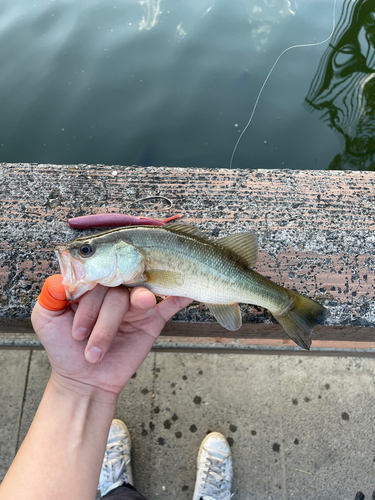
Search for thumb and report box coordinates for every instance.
[32,274,70,334]
[38,274,68,312]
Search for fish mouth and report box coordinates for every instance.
[55,247,93,300]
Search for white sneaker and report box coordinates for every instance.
[98,419,134,497]
[192,432,234,500]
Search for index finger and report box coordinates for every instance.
[71,285,109,340]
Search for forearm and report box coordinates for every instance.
[0,372,118,500]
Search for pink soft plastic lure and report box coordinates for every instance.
[68,213,183,229]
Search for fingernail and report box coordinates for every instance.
[86,346,102,363]
[73,327,88,340]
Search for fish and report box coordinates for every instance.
[68,213,183,229]
[56,223,327,350]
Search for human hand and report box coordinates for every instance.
[32,275,192,396]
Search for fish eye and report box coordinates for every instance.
[78,243,95,258]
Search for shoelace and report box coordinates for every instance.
[200,456,234,500]
[201,495,233,500]
[101,442,131,485]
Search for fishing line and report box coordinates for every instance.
[127,195,174,209]
[229,0,338,169]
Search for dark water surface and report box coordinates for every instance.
[0,0,374,170]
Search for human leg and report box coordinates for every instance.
[102,482,148,500]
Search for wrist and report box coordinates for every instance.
[50,371,119,406]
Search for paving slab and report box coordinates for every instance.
[279,356,375,500]
[0,350,30,482]
[17,350,52,448]
[2,350,375,500]
[114,353,157,498]
[143,352,228,499]
[219,354,286,500]
[127,353,286,500]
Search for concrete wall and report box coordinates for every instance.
[1,163,374,351]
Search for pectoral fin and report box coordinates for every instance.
[216,233,258,268]
[145,270,184,287]
[207,303,242,331]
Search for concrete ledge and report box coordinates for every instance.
[2,334,375,357]
[1,163,375,352]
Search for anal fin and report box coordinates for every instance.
[207,303,242,331]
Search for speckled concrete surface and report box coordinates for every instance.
[1,164,375,344]
[1,349,374,499]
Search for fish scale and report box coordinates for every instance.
[126,227,288,307]
[56,223,327,350]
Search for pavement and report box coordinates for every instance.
[0,349,374,500]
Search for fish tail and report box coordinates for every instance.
[273,290,327,350]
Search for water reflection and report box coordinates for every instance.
[139,0,163,31]
[305,0,375,171]
[243,0,297,52]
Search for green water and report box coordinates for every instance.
[0,0,374,170]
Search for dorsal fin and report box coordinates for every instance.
[163,223,207,239]
[215,233,258,268]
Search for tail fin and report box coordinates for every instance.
[273,290,327,350]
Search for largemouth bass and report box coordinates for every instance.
[56,223,326,350]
